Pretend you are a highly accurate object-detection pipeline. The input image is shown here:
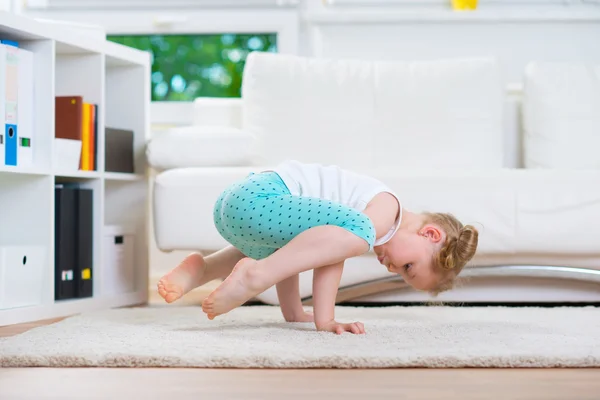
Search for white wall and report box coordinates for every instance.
[22,0,600,123]
[309,22,600,83]
[19,0,600,278]
[303,1,600,85]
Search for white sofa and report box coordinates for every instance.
[147,52,600,304]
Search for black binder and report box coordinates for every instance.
[54,185,77,300]
[76,188,93,298]
[54,185,94,300]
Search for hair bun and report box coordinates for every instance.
[439,237,458,271]
[454,225,479,267]
[438,225,479,271]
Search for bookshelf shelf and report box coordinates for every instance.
[0,12,151,326]
[54,170,103,180]
[0,165,50,176]
[105,49,146,68]
[104,172,143,181]
[55,40,99,56]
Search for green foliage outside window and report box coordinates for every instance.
[107,33,277,101]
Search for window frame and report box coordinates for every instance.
[117,9,298,125]
[24,8,299,125]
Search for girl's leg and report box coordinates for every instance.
[157,245,245,303]
[202,224,368,319]
[202,171,377,319]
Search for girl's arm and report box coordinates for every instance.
[312,261,365,334]
[276,274,313,322]
[311,193,397,335]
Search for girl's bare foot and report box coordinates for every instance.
[202,257,265,319]
[157,253,206,303]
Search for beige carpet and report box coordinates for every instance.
[1,305,599,368]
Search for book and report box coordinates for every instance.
[81,102,90,170]
[55,96,83,141]
[17,47,34,167]
[0,39,34,166]
[93,104,98,171]
[0,42,19,166]
[105,127,134,173]
[80,102,96,171]
[55,96,98,171]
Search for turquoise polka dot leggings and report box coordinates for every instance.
[213,172,376,260]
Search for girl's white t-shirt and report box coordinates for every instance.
[272,160,402,246]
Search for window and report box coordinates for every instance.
[107,33,277,101]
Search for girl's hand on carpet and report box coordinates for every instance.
[285,310,314,323]
[317,320,365,335]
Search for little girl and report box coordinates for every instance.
[157,160,479,335]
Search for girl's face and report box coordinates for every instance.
[374,225,445,291]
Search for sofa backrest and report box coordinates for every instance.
[522,61,600,169]
[241,52,506,170]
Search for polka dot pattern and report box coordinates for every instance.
[213,172,375,260]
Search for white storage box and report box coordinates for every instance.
[54,138,82,172]
[0,246,46,310]
[103,225,135,296]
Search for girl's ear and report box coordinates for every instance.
[420,225,443,243]
[387,263,401,274]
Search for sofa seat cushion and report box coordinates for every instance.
[146,126,256,170]
[362,167,600,255]
[153,166,600,256]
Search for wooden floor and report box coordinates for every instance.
[1,368,599,400]
[1,287,599,400]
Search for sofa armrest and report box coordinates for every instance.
[146,125,256,170]
[153,166,265,251]
[193,97,242,128]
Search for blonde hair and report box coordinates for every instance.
[421,212,479,296]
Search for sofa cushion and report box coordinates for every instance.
[153,166,600,259]
[242,52,505,169]
[146,126,256,170]
[523,61,600,169]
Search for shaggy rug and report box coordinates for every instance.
[1,305,599,368]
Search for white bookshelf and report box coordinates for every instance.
[0,12,151,326]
